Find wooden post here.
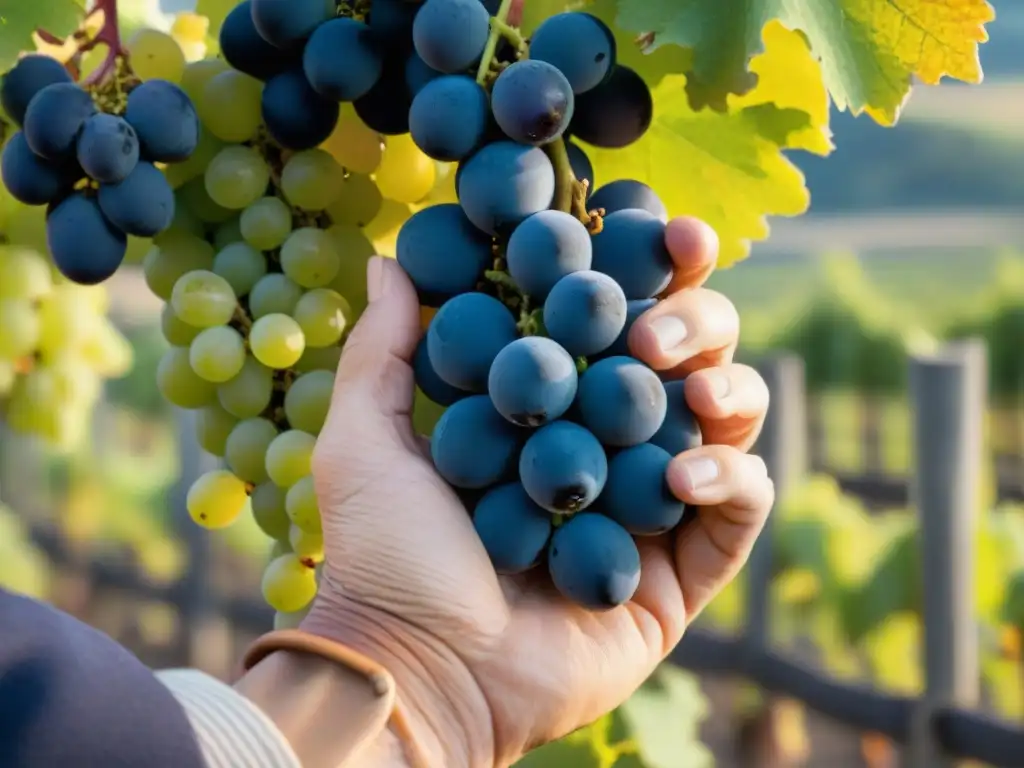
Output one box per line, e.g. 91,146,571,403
905,340,985,767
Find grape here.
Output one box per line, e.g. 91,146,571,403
543,271,627,357
293,288,350,347
283,370,334,434
97,161,175,237
598,298,657,359
124,79,200,162
413,337,467,406
488,337,577,427
219,0,300,81
180,58,229,103
164,127,225,189
506,210,592,300
405,51,441,95
368,0,419,46
23,83,96,159
158,203,205,242
354,56,412,135
126,28,186,83
548,513,641,609
265,429,316,488
251,0,334,49
179,176,235,223
0,247,51,300
430,395,521,489
142,233,215,300
457,142,555,235
285,476,321,533
241,196,292,250
213,241,267,296
427,293,517,391
161,304,201,346
589,180,667,222
591,209,673,299
321,105,383,174
171,270,237,328
491,61,574,146
375,134,435,203
190,325,246,383
213,217,243,248
303,18,383,102
473,483,553,574
225,417,278,483
409,75,489,161
157,346,217,408
218,356,274,418
249,273,303,319
280,227,340,288
274,607,311,630
577,356,667,447
528,13,616,95
199,69,264,142
250,313,305,368
0,299,40,358
76,114,139,184
289,526,324,561
262,553,317,612
396,204,492,306
566,142,594,191
47,193,127,285
326,224,374,313
602,443,686,535
649,380,703,456
295,346,341,373
569,65,652,149
1,54,73,125
1,131,77,205
519,421,607,513
412,0,490,73
195,404,237,456
205,145,270,210
251,482,291,539
187,469,249,529
281,149,344,211
262,68,340,151
324,174,382,227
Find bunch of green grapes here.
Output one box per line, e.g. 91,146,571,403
146,52,451,628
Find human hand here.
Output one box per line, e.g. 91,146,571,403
302,217,775,768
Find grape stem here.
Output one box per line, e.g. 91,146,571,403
33,0,126,85
543,138,596,230
476,0,522,85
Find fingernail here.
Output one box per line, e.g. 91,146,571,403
681,457,719,490
367,256,387,302
704,369,731,400
649,315,688,351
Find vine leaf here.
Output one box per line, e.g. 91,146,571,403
0,0,87,72
615,0,994,124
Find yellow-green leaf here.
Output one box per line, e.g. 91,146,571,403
0,0,86,72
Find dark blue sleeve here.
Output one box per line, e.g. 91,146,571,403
0,588,207,768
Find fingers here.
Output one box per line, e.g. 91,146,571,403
684,364,769,452
628,287,739,373
666,444,774,619
661,217,719,295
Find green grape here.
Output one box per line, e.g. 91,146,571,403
270,539,292,559
213,216,244,249
179,175,236,223
289,525,324,562
143,234,216,300
165,128,226,190
0,359,15,396
249,273,303,319
250,313,305,369
262,553,317,612
171,270,237,328
283,370,333,434
217,356,274,418
155,203,204,244
205,146,270,210
280,228,340,288
225,417,278,484
0,246,51,299
251,482,291,540
295,346,342,373
273,606,310,630
213,242,267,297
157,346,217,408
36,288,98,358
189,325,246,383
325,174,382,228
126,28,186,83
326,224,374,315
265,429,316,488
161,303,201,346
240,197,293,251
195,404,237,456
187,469,249,529
199,69,263,142
46,356,101,405
293,288,351,348
0,299,40,359
180,57,230,103
280,149,344,211
285,475,321,534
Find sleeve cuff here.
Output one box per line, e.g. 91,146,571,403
156,668,302,768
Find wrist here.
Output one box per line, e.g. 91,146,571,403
302,588,495,768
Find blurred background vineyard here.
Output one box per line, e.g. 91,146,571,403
1,0,1024,766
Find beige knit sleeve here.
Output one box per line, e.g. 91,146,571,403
156,668,303,768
